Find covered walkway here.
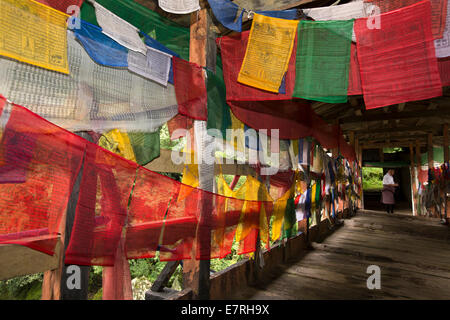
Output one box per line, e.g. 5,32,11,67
228,210,450,300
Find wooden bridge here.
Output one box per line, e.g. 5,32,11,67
227,210,450,300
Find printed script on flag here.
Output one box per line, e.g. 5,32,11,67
0,0,69,74
237,14,299,93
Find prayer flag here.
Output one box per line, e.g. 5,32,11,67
238,14,299,93
0,0,69,74
354,0,442,109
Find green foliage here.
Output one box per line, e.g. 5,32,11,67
0,273,43,300
210,241,245,273
160,123,185,151
362,167,383,191
383,147,403,154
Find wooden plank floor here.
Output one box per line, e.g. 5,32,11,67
229,210,450,300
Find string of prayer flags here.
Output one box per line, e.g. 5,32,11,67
293,20,354,103
365,0,448,39
0,32,178,133
173,57,207,121
128,47,172,86
237,14,299,93
434,0,450,58
158,0,200,14
80,0,191,60
73,18,128,67
36,0,84,14
0,0,69,74
354,0,442,109
218,31,296,101
93,1,147,54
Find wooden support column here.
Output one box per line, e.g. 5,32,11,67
444,124,449,163
379,148,384,163
428,133,434,176
42,132,91,300
409,143,417,216
183,7,216,300
415,140,421,215
443,124,448,221
427,133,436,217
358,139,364,210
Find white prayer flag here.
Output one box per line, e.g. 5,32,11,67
303,1,370,42
93,2,147,55
435,0,450,58
158,0,200,14
128,47,172,86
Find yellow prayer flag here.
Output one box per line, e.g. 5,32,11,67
0,0,69,74
237,14,298,93
99,129,137,162
271,183,295,242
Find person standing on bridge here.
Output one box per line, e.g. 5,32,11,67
382,169,399,214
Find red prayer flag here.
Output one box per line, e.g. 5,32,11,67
218,31,297,102
348,43,362,96
365,0,448,39
173,57,207,121
35,0,84,14
438,57,450,86
0,98,86,256
355,0,442,110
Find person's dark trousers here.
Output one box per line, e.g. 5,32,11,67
385,204,394,213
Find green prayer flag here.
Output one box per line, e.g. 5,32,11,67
80,0,190,60
129,131,161,166
283,198,296,239
206,56,232,139
293,20,354,103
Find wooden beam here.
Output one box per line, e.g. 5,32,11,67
350,125,439,135
362,141,426,149
340,109,450,124
145,149,256,175
0,242,60,281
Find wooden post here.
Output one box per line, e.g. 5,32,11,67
348,132,356,213
409,143,416,216
42,132,91,300
379,148,384,163
182,7,216,300
427,133,435,217
415,140,421,215
358,142,364,210
428,133,433,171
443,124,448,221
444,124,449,163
